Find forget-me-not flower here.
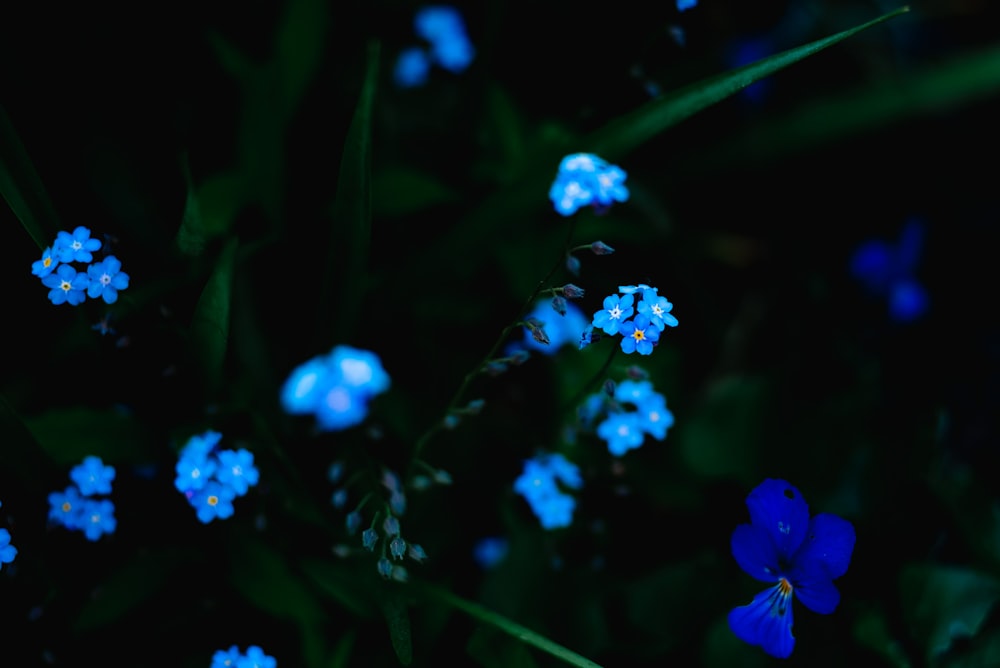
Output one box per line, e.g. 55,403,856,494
394,47,432,88
549,153,629,216
70,455,116,496
31,247,59,278
0,527,17,570
514,453,582,530
728,479,856,658
593,293,634,335
54,226,102,263
86,255,130,304
42,264,89,305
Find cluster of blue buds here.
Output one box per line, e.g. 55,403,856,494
394,5,475,88
211,645,277,668
31,226,130,305
0,501,17,571
578,373,675,456
513,452,582,530
174,431,260,524
48,456,117,541
281,345,390,431
850,218,928,323
549,153,629,217
587,284,678,355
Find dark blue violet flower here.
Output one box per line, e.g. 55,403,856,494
728,479,855,658
850,218,928,323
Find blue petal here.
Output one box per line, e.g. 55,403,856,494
790,571,841,615
795,513,856,580
728,583,795,659
731,523,780,583
745,478,810,561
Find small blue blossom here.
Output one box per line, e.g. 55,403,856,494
31,247,59,278
592,293,634,335
414,6,475,73
394,47,431,88
596,412,645,456
473,536,509,569
280,357,330,415
80,498,117,541
728,479,856,658
0,528,17,569
850,218,928,323
636,288,679,330
85,255,130,304
191,482,236,524
70,456,116,496
549,153,629,216
513,453,582,530
54,226,102,263
211,646,243,668
41,264,89,305
239,645,277,668
48,486,86,530
215,449,260,497
174,448,217,494
619,314,660,355
677,0,697,11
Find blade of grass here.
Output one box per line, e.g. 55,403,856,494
0,104,60,249
411,580,603,668
190,237,238,399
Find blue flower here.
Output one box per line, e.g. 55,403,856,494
238,645,277,668
280,357,330,414
728,479,856,658
191,481,236,524
549,153,629,216
175,445,217,494
850,218,928,323
216,448,260,497
79,498,117,541
394,47,431,88
677,0,697,10
31,246,59,278
70,456,116,496
54,226,102,263
414,6,474,73
0,528,17,569
48,485,86,530
86,255,130,304
513,453,582,530
596,412,645,456
619,314,660,355
592,293,634,335
636,288,679,331
41,264,89,305
473,536,509,569
211,646,242,668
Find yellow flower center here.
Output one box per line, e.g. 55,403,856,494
631,329,645,342
60,280,72,292
43,257,52,268
207,495,219,507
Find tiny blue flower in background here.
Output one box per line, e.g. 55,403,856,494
192,482,236,524
473,536,509,569
394,46,432,88
54,226,102,263
850,218,928,323
0,527,17,570
70,455,116,496
175,445,217,494
414,5,474,73
211,645,277,668
514,452,582,530
216,449,260,497
549,153,629,216
728,479,856,659
48,486,86,530
597,412,645,456
584,375,674,456
42,264,89,305
174,431,260,523
281,345,390,431
677,0,697,11
31,246,59,278
85,255,130,304
211,646,242,668
79,498,117,541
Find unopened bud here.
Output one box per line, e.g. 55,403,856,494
590,240,615,255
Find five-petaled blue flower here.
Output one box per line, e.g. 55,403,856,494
86,255,131,304
54,226,102,263
513,452,582,530
70,455,116,496
728,479,856,659
42,264,89,305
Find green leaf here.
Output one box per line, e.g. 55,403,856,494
899,562,1000,663
274,0,328,119
227,536,326,626
0,393,56,486
379,592,413,666
1,104,59,248
853,607,914,668
190,238,238,398
176,162,244,257
372,165,460,217
467,626,540,668
319,39,378,346
72,549,192,633
585,6,912,159
24,406,153,466
298,556,378,619
411,580,604,668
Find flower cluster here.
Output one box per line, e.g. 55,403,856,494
47,456,117,541
513,452,582,530
394,5,474,88
589,284,678,355
0,501,16,572
549,153,629,217
850,218,928,323
211,645,277,668
728,479,856,658
174,431,260,524
31,226,130,306
281,345,390,431
579,375,675,456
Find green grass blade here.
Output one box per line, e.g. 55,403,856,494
318,39,378,347
412,581,604,668
0,104,60,248
275,0,329,119
587,6,910,159
190,238,238,399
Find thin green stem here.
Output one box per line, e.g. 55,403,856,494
561,342,618,416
